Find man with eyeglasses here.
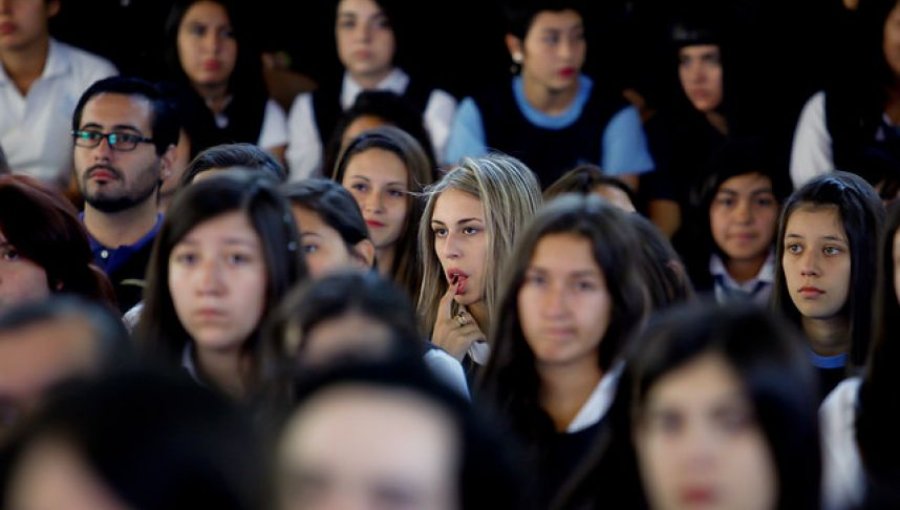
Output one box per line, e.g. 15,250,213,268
71,76,178,313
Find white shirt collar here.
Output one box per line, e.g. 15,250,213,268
709,251,775,289
566,361,624,433
340,67,409,110
181,344,207,387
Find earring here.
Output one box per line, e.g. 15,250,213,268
510,52,523,74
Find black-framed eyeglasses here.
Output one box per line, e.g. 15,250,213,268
71,129,154,152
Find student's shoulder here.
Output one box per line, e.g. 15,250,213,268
54,39,118,78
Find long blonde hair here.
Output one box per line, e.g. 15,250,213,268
416,154,542,336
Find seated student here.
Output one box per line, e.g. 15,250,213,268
274,359,526,510
268,271,469,400
479,194,649,507
445,0,653,189
0,296,130,443
332,126,434,302
820,200,900,510
2,369,265,510
136,172,307,402
163,0,288,163
772,172,885,402
0,0,117,188
179,142,287,188
543,164,638,213
320,90,438,181
630,304,821,510
555,302,821,510
790,0,900,188
681,139,788,305
281,179,375,277
286,0,456,179
0,175,116,312
417,154,542,368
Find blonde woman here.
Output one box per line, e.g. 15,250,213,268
417,154,542,367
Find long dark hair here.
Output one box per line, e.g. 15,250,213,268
163,0,269,146
630,303,820,510
280,178,372,266
0,176,116,308
856,199,900,498
333,126,434,303
771,171,885,367
136,172,306,393
480,194,648,443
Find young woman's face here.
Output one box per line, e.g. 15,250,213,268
678,44,723,113
177,0,237,90
709,173,778,263
335,0,396,82
168,210,267,353
518,233,611,369
291,205,362,278
0,230,51,312
635,353,777,510
431,189,488,307
341,148,409,251
514,9,585,94
781,205,852,321
883,2,900,78
277,386,458,510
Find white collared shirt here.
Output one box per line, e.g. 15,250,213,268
709,252,775,306
0,39,117,184
285,68,456,180
567,362,624,433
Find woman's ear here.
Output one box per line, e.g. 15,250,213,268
505,34,524,64
352,239,376,270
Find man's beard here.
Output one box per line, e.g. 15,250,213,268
81,164,159,213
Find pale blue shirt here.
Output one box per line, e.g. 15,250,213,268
444,75,654,176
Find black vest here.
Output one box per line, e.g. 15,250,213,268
475,79,628,188
312,77,433,145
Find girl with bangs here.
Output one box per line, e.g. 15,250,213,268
137,172,306,402
479,194,649,507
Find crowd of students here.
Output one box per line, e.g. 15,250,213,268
3,0,900,508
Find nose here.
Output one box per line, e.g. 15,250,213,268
363,190,384,214
441,231,462,260
91,136,115,161
355,20,372,43
541,282,568,317
197,257,226,295
733,199,752,224
799,249,820,277
680,422,718,472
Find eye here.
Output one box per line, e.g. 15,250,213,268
574,279,598,291
463,226,480,235
227,252,253,265
77,130,103,142
754,197,775,207
350,182,368,193
524,272,546,286
302,243,319,254
543,33,560,45
337,18,356,30
785,243,802,255
714,196,735,208
1,247,21,261
188,23,206,37
823,246,843,256
431,226,447,238
113,132,141,144
172,252,198,266
387,188,406,198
